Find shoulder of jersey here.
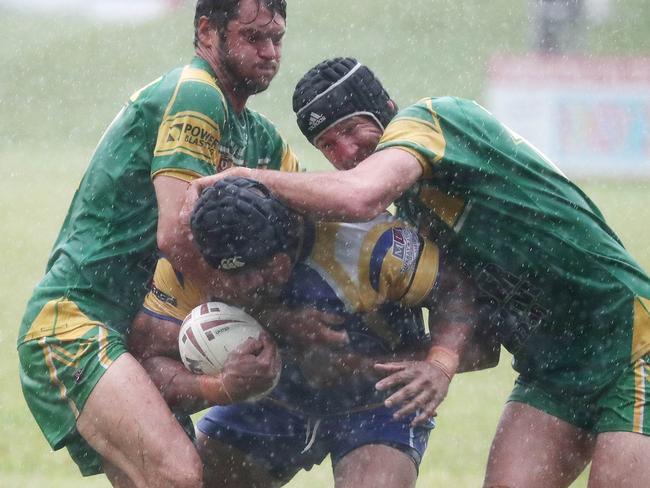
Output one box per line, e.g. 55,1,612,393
245,108,284,140
174,65,229,119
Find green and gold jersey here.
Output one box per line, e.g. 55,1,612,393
19,56,298,345
377,96,650,392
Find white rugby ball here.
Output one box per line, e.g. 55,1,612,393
178,301,267,376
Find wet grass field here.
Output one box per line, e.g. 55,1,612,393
1,1,649,486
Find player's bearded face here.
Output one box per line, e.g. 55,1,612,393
220,3,285,96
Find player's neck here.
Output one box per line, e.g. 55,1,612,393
214,70,249,113
196,49,249,113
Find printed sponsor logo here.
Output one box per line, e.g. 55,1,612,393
150,283,177,307
217,153,234,172
220,256,245,270
217,143,247,170
391,228,406,260
308,111,326,130
155,112,221,164
392,227,420,273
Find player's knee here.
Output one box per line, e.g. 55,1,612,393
153,448,203,488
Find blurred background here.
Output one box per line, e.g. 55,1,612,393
1,1,648,486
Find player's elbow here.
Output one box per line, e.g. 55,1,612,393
341,180,391,221
141,356,186,411
157,225,192,270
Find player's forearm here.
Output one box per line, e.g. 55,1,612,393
425,262,479,378
142,356,231,415
209,150,421,221
154,175,232,298
456,334,500,372
300,345,430,389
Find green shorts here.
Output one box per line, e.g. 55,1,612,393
18,322,127,476
509,353,650,434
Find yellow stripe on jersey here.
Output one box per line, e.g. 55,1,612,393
142,258,205,321
39,338,80,418
174,66,227,119
181,67,222,95
309,223,366,311
50,342,92,365
154,110,222,168
401,239,439,306
633,357,648,433
418,186,467,229
129,76,163,103
632,297,650,361
379,101,446,179
24,299,104,342
97,325,113,369
280,144,301,173
151,168,203,182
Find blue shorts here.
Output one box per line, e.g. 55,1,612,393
198,400,435,481
197,399,435,482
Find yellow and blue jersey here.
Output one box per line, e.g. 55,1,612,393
142,214,440,413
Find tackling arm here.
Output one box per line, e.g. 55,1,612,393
375,252,482,426
183,148,423,221
155,175,254,304
128,311,281,415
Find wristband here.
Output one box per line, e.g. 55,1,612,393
426,346,459,381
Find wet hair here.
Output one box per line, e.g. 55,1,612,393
293,57,397,144
193,0,287,47
191,177,301,271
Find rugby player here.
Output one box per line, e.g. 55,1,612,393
17,1,303,486
197,57,650,487
130,176,497,488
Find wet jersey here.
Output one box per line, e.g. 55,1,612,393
377,96,650,393
143,214,440,414
19,56,298,345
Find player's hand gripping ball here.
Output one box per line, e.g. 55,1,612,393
179,302,281,399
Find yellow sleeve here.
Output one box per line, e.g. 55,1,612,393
142,258,206,321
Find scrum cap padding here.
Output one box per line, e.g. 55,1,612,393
191,177,297,270
293,57,396,143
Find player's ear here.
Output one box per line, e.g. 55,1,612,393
197,16,218,48
387,99,398,117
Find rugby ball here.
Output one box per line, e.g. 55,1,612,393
178,301,268,376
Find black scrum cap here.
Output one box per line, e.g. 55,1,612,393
293,57,396,144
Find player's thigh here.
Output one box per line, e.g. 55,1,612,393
195,430,281,488
77,352,202,488
484,401,594,488
588,354,650,488
588,431,650,488
333,444,417,488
